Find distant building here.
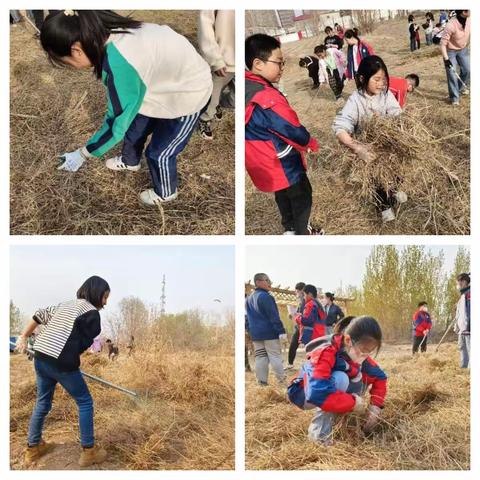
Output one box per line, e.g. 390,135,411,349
245,9,404,43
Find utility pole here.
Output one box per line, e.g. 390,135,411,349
160,274,166,316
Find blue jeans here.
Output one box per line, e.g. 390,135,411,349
308,371,365,441
425,33,433,45
458,334,470,369
445,47,470,102
28,358,94,447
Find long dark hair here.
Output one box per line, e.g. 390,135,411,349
40,10,142,79
77,275,110,309
356,55,390,92
335,315,382,352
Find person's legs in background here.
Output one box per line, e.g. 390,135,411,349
253,340,269,385
264,339,286,383
199,72,235,140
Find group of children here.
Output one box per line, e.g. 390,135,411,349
245,29,420,233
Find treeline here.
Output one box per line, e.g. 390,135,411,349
339,246,469,342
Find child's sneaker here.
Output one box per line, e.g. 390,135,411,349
284,364,295,371
105,155,141,172
199,120,213,140
461,88,469,96
283,230,296,235
139,189,178,206
381,208,396,223
394,191,408,204
214,106,223,120
307,224,326,235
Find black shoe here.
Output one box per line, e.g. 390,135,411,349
214,106,223,120
198,120,213,140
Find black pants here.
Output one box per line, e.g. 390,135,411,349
288,326,300,365
274,174,312,235
374,187,396,211
412,335,428,354
328,68,344,99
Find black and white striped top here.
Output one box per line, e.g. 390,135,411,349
33,299,99,367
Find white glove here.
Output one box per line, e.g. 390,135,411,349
58,147,91,172
15,335,27,354
352,393,365,413
279,333,288,342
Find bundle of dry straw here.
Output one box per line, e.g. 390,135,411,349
337,105,470,234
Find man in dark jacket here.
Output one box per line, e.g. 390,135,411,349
245,273,287,385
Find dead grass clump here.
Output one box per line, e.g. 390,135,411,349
10,15,234,235
246,343,469,470
10,343,234,470
336,106,469,235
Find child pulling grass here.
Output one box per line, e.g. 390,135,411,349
40,10,212,206
288,315,387,445
333,55,405,223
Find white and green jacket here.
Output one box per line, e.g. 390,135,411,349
86,23,213,158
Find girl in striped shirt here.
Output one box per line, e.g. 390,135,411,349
16,276,110,467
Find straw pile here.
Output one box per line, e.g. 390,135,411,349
336,105,470,235
10,11,234,235
246,343,469,470
10,347,234,470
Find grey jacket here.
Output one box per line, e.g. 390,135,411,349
333,89,402,135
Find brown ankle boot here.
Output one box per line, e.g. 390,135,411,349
78,445,107,467
24,439,55,466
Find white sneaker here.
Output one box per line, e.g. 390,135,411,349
451,100,460,107
461,88,469,96
139,189,178,206
284,364,294,371
105,155,141,172
395,191,408,204
381,208,396,223
283,230,296,235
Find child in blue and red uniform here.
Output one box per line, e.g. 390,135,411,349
412,301,432,354
294,284,326,345
288,315,387,444
245,34,319,235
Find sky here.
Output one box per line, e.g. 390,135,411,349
10,246,234,321
246,245,465,292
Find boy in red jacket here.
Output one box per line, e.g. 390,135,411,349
295,284,326,345
389,74,420,108
245,34,319,235
412,301,432,354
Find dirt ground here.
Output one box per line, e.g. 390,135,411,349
245,342,469,470
10,11,235,235
10,350,235,470
245,14,470,235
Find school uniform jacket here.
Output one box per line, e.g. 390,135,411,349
295,299,326,344
288,334,387,412
412,309,432,337
345,40,374,79
32,299,101,371
324,303,345,327
245,70,319,192
86,23,213,158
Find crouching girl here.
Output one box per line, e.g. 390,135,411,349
287,315,387,444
